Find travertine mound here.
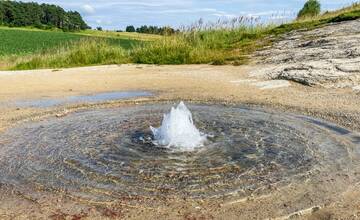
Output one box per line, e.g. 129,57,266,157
253,19,360,88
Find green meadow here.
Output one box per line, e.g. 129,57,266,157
0,27,141,57
0,27,82,56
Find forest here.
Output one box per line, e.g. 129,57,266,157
125,25,178,35
0,1,89,31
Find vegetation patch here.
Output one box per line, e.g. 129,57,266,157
0,28,82,56
328,10,360,22
297,0,321,19
1,2,360,70
0,27,141,58
13,38,130,70
130,24,269,65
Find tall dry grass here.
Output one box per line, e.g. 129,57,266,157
131,17,271,65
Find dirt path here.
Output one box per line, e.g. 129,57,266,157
1,64,359,132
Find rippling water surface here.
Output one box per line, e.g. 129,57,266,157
0,104,359,203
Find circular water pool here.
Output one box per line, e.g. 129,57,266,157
0,104,359,203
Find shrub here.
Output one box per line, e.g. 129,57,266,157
297,0,321,19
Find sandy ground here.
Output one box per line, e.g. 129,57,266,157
1,64,360,219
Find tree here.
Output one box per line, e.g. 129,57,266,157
297,0,321,19
126,25,135,32
96,26,103,31
0,1,90,31
134,25,177,35
0,3,5,24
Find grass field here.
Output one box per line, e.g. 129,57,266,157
0,27,144,57
77,29,162,41
13,38,130,70
0,27,83,57
1,2,360,70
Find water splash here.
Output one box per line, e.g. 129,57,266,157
150,102,206,150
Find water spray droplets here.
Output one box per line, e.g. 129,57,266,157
150,102,207,150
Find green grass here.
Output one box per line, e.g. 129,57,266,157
130,2,360,66
269,6,360,36
130,26,269,65
134,2,360,66
2,2,360,70
0,27,83,56
0,27,141,57
13,38,130,70
77,29,162,41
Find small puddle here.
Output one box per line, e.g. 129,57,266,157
10,91,153,108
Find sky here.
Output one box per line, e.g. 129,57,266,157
22,0,357,30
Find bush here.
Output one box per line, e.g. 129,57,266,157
297,0,321,19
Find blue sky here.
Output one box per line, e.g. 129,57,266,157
23,0,357,30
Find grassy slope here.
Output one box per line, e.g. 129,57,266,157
0,27,82,56
132,2,360,66
269,3,360,36
3,2,360,70
0,27,146,57
13,39,130,70
77,29,161,41
0,27,156,69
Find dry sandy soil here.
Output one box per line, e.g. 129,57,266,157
0,63,360,219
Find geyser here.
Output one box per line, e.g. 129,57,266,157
0,103,359,203
150,102,206,150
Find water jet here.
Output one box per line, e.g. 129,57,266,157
150,102,206,150
0,103,359,204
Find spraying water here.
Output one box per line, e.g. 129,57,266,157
150,102,206,150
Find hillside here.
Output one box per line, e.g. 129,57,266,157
0,27,147,57
0,26,161,69
77,29,162,41
0,27,82,56
0,2,359,70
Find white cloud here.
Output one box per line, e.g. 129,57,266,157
95,19,112,25
212,11,237,18
81,4,95,15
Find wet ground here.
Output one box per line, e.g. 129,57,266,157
0,103,360,219
2,91,152,108
0,64,360,219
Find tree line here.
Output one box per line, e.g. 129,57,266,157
125,25,178,35
0,1,90,31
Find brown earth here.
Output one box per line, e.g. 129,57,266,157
0,63,360,219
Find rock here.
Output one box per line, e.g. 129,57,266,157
253,19,360,88
55,109,70,118
252,80,291,90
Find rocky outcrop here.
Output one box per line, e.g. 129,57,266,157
253,19,360,88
